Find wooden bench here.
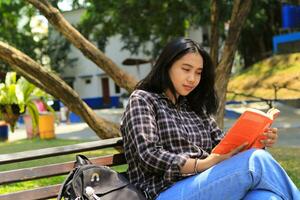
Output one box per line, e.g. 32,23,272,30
0,137,126,200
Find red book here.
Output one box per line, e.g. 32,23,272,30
212,108,280,154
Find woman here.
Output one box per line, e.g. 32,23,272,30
120,38,300,200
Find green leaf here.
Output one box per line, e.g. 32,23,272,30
16,77,35,104
7,85,17,104
0,83,7,104
15,83,25,104
45,103,57,122
26,102,39,129
5,72,16,86
0,83,5,90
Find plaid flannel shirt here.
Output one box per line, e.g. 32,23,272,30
120,90,224,199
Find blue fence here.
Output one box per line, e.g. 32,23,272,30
272,31,300,53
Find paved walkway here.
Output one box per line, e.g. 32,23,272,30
8,103,300,147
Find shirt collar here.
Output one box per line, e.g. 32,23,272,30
158,93,188,108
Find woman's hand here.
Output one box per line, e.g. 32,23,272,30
260,128,278,147
195,142,248,173
180,143,247,174
208,142,248,164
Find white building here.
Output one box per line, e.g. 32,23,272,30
55,9,208,110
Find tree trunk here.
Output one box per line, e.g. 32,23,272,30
210,0,219,68
215,0,252,128
26,0,138,93
0,41,120,139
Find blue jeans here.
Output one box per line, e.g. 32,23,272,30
156,149,300,200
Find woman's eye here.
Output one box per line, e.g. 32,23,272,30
182,68,190,72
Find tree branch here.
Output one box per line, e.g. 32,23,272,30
26,0,138,93
0,41,120,139
215,0,252,128
210,0,219,68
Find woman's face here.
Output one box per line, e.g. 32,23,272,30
168,52,203,97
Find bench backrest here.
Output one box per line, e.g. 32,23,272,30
0,137,126,200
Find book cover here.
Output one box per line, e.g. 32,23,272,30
212,107,280,154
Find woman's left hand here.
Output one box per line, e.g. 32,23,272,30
261,128,279,147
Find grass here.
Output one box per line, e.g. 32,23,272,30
0,139,299,195
268,147,300,188
228,52,300,100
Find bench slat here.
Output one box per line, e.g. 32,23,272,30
0,184,61,200
0,153,126,184
0,137,122,164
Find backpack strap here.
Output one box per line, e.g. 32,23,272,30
57,155,92,200
75,154,92,167
57,168,77,200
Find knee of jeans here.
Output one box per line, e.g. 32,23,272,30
249,149,274,164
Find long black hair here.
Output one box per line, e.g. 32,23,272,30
136,38,219,115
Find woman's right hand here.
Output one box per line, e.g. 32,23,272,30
209,142,248,163
196,142,248,173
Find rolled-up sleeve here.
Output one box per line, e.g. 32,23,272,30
124,95,189,181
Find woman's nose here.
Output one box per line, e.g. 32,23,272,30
187,74,196,83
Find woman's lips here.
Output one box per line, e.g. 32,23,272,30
183,85,194,91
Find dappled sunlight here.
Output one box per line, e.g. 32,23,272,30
228,53,300,100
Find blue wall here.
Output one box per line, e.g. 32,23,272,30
83,96,120,109
60,96,121,123
53,96,121,111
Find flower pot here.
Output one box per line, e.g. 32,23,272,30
39,113,55,140
24,115,39,139
0,121,8,141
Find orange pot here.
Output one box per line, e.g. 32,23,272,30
39,114,55,139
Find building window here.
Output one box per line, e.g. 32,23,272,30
79,75,93,84
115,83,120,94
85,79,91,84
64,77,75,89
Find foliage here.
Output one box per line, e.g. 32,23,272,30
0,72,54,132
0,0,75,74
46,32,78,73
74,0,298,70
76,0,215,58
238,0,300,68
238,0,282,68
0,0,39,71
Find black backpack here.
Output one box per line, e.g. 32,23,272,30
57,155,146,200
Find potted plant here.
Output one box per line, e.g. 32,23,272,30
0,72,54,133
